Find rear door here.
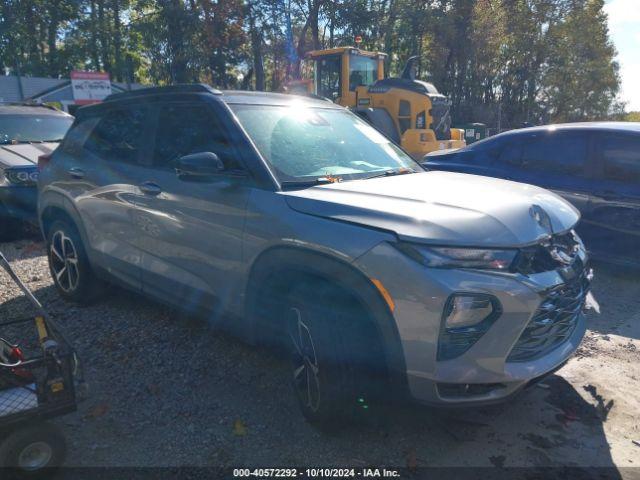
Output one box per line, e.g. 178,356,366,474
63,104,152,290
586,132,640,264
134,100,251,315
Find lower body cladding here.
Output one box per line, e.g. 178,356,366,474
354,242,590,406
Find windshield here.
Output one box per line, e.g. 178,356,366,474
349,54,378,90
231,103,420,183
0,114,73,144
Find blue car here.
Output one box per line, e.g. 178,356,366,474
423,122,640,266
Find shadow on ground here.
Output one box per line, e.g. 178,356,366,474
0,278,623,477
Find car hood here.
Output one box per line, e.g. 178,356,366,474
0,142,59,168
282,171,579,247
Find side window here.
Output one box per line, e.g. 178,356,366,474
61,116,100,155
521,133,587,175
317,55,341,100
601,135,640,183
152,103,237,169
83,106,146,163
496,142,523,167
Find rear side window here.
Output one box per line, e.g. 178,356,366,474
60,116,100,155
520,133,587,175
83,106,146,163
601,135,640,183
152,103,236,169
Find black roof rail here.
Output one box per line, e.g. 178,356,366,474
104,83,222,102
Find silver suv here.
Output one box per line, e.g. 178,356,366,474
38,84,592,422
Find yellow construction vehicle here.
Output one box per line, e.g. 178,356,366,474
286,46,465,160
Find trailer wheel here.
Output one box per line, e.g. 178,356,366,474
0,423,66,474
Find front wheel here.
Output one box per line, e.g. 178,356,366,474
0,423,67,474
285,281,382,425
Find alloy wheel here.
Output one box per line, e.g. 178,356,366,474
288,307,321,412
50,230,80,293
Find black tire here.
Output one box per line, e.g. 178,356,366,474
46,219,104,304
0,209,24,242
0,423,66,475
284,279,384,425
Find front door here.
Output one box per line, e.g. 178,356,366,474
134,101,251,317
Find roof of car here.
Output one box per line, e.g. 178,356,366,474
465,121,640,150
0,103,71,116
498,122,640,137
220,90,339,108
97,83,340,109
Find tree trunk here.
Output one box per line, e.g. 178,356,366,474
90,0,101,69
113,0,123,81
47,0,60,76
98,0,111,73
249,14,265,90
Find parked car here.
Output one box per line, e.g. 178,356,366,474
423,123,640,267
0,103,73,241
38,84,592,422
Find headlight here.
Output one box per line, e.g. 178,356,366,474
396,243,517,270
4,167,39,186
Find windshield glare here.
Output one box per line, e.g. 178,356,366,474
0,115,73,144
231,104,420,183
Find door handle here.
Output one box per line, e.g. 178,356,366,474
139,181,162,196
67,167,85,179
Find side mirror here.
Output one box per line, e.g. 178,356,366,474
175,152,224,179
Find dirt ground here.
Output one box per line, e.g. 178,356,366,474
1,236,639,478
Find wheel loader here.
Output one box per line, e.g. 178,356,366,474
284,47,466,159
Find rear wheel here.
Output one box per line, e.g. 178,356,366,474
284,280,384,425
46,219,104,304
0,423,66,475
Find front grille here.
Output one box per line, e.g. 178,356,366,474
507,268,590,362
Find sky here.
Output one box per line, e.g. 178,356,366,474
604,0,640,111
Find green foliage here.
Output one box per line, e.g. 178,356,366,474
0,0,624,126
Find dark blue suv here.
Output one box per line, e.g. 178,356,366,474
423,122,640,266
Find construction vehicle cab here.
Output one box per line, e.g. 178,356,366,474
300,47,465,159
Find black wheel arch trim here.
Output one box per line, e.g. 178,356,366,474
39,191,91,248
245,245,409,397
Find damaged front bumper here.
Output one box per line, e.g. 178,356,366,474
354,234,595,406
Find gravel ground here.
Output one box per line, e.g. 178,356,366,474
1,236,639,477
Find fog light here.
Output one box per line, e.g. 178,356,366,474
438,294,501,361
444,295,494,330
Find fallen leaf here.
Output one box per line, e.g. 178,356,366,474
146,384,160,395
233,419,247,436
85,403,109,419
406,448,417,470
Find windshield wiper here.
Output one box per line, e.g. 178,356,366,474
280,177,339,190
363,168,417,180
